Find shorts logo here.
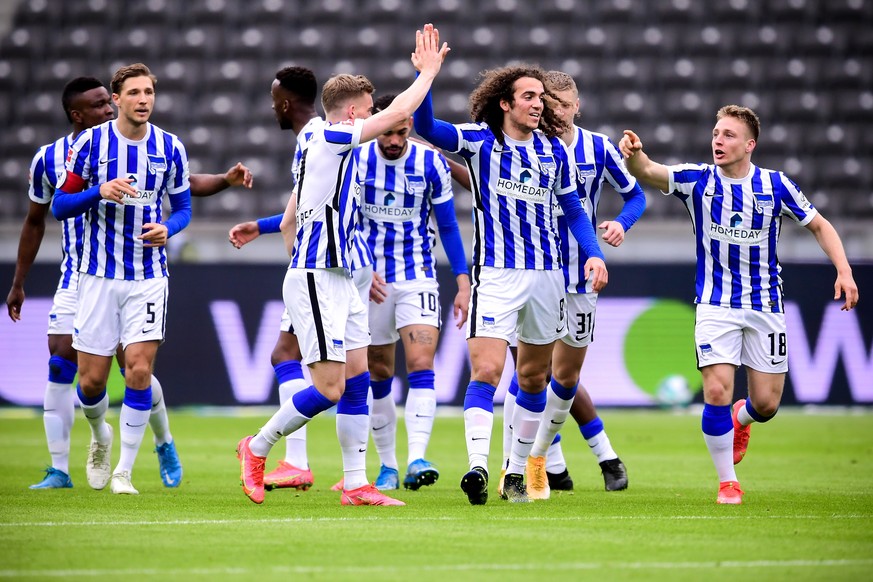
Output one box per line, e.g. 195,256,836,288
482,316,495,327
699,343,713,355
332,339,344,348
49,313,57,321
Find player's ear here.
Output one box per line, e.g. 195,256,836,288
746,139,756,153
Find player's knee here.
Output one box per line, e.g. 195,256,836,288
518,370,549,392
749,398,779,421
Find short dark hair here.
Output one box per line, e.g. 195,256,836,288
371,93,397,114
276,66,317,104
110,63,156,95
61,76,105,123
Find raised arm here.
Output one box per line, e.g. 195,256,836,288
618,130,670,192
359,24,449,144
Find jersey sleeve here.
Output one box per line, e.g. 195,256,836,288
167,137,191,195
323,118,364,154
428,149,454,205
602,138,637,194
28,147,50,204
456,123,490,159
665,163,708,196
775,171,817,226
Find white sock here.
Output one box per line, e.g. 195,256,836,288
531,387,573,458
337,413,369,489
464,407,493,471
704,431,737,483
370,394,398,470
502,389,516,469
78,391,111,444
114,404,150,475
250,396,312,458
737,404,755,427
507,401,542,475
405,388,436,465
587,430,618,463
545,440,567,473
148,375,173,446
279,378,310,468
44,381,75,474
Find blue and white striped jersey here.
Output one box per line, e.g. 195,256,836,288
290,118,364,272
62,120,190,280
450,123,574,270
291,116,372,272
358,140,454,282
29,134,83,290
666,163,817,313
555,127,638,293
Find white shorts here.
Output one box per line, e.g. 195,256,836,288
694,303,788,374
369,278,441,345
73,274,168,356
47,287,78,336
560,291,598,348
468,266,566,346
283,268,369,365
278,265,372,334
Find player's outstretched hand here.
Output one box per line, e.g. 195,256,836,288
99,177,137,203
598,220,626,247
411,23,449,75
229,221,260,249
835,273,859,311
225,162,253,189
584,257,608,293
370,271,388,304
140,223,169,247
618,130,643,160
6,286,24,322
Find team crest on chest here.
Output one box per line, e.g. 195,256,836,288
537,155,556,174
147,155,167,174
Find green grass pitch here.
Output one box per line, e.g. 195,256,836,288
1,408,872,581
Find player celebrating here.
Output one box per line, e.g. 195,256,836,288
359,93,470,491
618,105,858,504
520,71,645,499
9,75,250,491
235,23,450,506
414,62,608,504
51,64,193,495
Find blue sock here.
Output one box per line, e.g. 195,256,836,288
291,386,335,418
48,355,77,383
746,399,777,423
464,380,496,412
508,373,519,397
338,372,370,415
408,370,435,390
76,385,106,406
515,388,546,413
549,377,577,401
551,433,562,445
274,360,304,384
580,417,604,440
371,377,393,400
701,403,732,436
123,386,152,411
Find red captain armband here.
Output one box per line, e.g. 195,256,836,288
57,171,86,193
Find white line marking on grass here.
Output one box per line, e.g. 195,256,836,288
2,559,873,577
0,514,869,527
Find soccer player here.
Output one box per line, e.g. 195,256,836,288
359,93,470,491
499,71,646,499
7,76,251,491
51,64,194,495
618,106,858,504
229,66,376,493
413,62,608,504
235,23,449,506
